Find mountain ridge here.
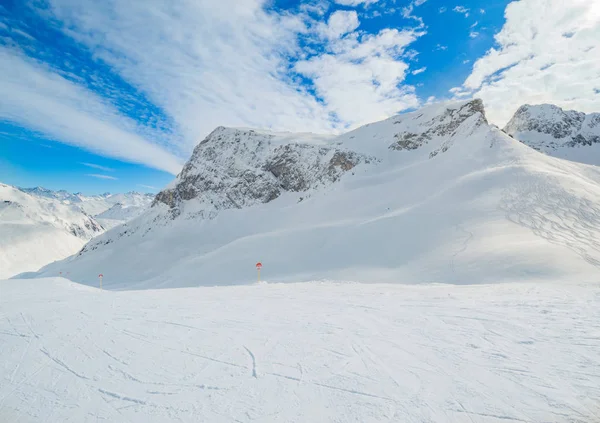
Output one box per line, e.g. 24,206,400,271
28,99,600,289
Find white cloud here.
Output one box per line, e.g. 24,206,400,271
469,31,480,38
80,162,115,172
334,0,379,5
435,44,448,51
449,87,470,98
463,59,471,64
401,0,428,25
2,0,427,166
320,10,359,39
480,8,486,14
470,21,478,28
87,174,118,180
26,0,335,147
0,48,182,174
458,0,600,125
138,184,157,190
295,28,423,127
412,67,427,75
453,6,470,17
439,7,447,13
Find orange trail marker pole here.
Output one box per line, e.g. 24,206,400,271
256,262,262,282
99,274,103,290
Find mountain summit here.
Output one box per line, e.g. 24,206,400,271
503,104,600,166
153,99,487,220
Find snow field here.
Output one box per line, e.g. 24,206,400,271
1,278,599,422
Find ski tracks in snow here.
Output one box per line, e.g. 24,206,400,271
1,279,599,422
243,346,258,378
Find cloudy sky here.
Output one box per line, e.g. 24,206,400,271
1,0,599,193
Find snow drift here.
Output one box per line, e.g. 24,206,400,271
31,99,600,289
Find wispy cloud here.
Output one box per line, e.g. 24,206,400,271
334,0,380,5
86,174,118,180
0,0,428,160
24,0,335,143
453,6,470,17
138,184,157,190
80,162,115,172
0,48,182,174
412,67,427,75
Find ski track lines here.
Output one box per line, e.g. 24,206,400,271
1,279,599,422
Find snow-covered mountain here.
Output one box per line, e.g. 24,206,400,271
503,104,600,166
21,187,154,216
0,183,104,279
1,185,154,278
95,202,151,230
31,99,600,288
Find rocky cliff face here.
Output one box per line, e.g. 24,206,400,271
390,99,488,156
503,105,600,163
153,127,376,217
150,99,491,220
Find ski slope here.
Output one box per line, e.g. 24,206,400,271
1,277,598,422
30,100,600,288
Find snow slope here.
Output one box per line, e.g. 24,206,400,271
504,104,600,166
32,99,600,288
0,183,104,279
1,277,598,422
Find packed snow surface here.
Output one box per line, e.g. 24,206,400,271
1,278,598,422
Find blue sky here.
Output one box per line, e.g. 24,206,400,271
1,0,598,194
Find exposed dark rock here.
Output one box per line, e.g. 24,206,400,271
391,99,487,154
153,128,375,218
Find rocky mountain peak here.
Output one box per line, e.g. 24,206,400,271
503,104,600,165
153,127,375,217
505,104,587,139
389,98,488,156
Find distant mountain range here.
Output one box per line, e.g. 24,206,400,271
0,185,154,278
19,187,154,229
